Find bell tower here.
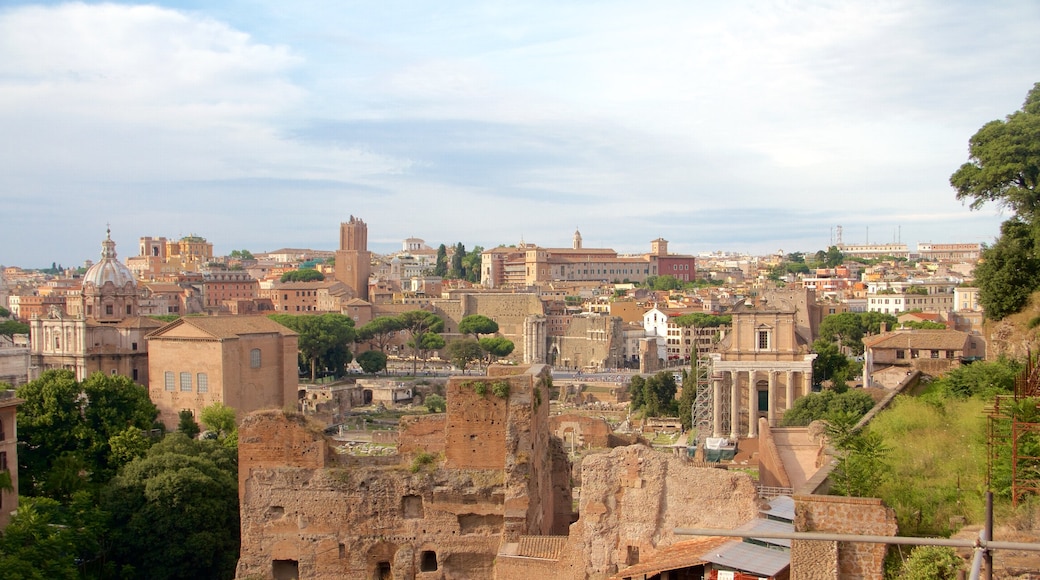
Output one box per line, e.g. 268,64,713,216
335,216,371,301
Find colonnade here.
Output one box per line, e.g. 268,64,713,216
710,367,813,439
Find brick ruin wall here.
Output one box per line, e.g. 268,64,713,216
791,494,898,580
236,365,563,579
237,411,512,580
496,444,762,580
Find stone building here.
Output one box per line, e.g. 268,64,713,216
0,390,23,530
334,216,371,302
28,230,162,383
480,235,696,289
548,312,623,370
145,315,299,430
709,289,818,439
0,334,29,387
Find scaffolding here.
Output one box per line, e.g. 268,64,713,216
692,353,729,442
987,354,1040,506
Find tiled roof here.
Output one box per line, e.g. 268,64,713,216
862,329,969,351
149,315,297,339
610,537,731,580
515,535,568,560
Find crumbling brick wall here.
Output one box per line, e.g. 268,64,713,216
791,494,897,580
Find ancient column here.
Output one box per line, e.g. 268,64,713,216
785,370,795,412
729,370,740,440
748,370,758,438
767,371,777,427
712,373,723,438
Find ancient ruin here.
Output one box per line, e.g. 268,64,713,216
236,364,762,579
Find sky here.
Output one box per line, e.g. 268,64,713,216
1,1,1038,269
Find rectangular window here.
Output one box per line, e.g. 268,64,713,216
180,372,192,392
931,350,939,359
197,373,208,393
757,331,769,350
896,350,905,359
165,371,175,391
250,348,261,368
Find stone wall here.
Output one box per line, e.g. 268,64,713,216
791,494,897,580
237,365,565,580
398,414,447,455
563,445,759,579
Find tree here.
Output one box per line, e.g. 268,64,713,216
973,218,1040,319
449,242,465,279
356,350,388,374
16,370,158,497
177,410,200,438
952,82,1040,218
356,315,406,353
424,393,446,413
280,268,324,282
812,339,850,388
826,413,890,497
229,249,254,260
458,314,499,338
950,83,1040,319
819,312,865,355
462,245,484,282
0,305,10,317
200,402,236,438
398,310,444,375
434,244,448,277
629,372,678,417
0,319,29,336
409,332,446,367
106,433,239,580
0,494,107,579
478,336,514,367
677,369,696,431
446,338,483,374
782,389,876,426
269,313,356,380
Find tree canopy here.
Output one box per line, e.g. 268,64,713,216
356,349,388,374
269,313,355,380
0,319,29,336
951,83,1040,319
818,311,897,355
280,268,324,282
356,315,406,353
398,310,444,375
458,314,499,337
446,338,483,373
629,372,678,417
16,370,158,498
105,433,239,580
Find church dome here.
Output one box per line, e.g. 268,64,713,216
83,229,136,289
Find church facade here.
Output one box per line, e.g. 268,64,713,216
28,230,162,384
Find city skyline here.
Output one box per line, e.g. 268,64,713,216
2,1,1038,267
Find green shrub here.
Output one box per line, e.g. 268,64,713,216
491,381,510,398
472,382,488,396
410,452,436,473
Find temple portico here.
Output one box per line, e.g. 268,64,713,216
709,359,815,439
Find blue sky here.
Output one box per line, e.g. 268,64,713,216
1,1,1037,268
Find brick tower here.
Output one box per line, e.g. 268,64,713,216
335,216,371,301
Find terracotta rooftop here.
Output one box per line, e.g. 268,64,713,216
862,329,969,351
610,536,731,580
148,315,297,339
